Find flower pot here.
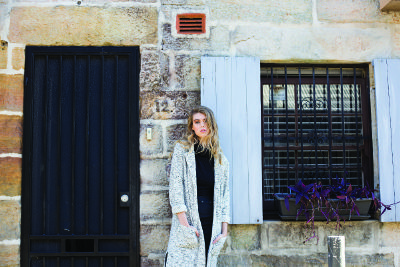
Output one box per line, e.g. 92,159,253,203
274,193,372,221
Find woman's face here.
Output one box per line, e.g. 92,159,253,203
192,112,209,139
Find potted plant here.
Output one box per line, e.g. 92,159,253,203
274,177,397,243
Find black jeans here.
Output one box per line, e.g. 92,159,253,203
198,195,213,256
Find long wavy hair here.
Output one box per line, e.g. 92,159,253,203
179,106,222,164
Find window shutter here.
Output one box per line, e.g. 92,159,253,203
201,56,263,224
373,59,400,222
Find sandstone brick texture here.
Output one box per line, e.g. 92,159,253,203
229,224,261,251
166,123,186,152
139,124,163,156
0,115,22,154
0,244,19,267
12,47,25,70
140,91,200,120
140,51,162,92
140,191,171,220
0,157,22,196
0,40,7,69
140,224,170,256
175,54,200,91
0,200,21,240
0,74,24,111
317,0,395,23
140,159,169,186
9,6,158,45
207,0,312,23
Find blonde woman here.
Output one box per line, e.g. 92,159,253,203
165,106,230,267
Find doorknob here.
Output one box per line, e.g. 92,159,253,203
119,192,130,207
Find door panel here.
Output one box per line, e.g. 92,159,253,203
22,47,140,266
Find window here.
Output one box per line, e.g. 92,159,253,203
261,65,373,217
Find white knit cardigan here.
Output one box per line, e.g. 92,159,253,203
166,142,230,267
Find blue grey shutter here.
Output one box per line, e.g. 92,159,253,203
373,59,400,222
201,56,262,224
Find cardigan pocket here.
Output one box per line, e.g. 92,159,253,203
176,224,199,249
210,236,227,256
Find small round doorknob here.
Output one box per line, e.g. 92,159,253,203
121,194,129,202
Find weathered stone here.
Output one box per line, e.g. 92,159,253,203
317,0,395,23
140,91,200,120
217,254,252,267
346,253,394,266
0,74,24,111
0,244,19,267
140,191,171,220
229,224,260,251
140,224,170,256
141,256,164,267
392,24,400,58
0,115,22,154
0,200,21,240
12,47,24,70
140,51,161,92
0,157,21,196
209,25,231,52
0,40,7,69
380,222,400,247
232,25,392,62
9,6,157,45
175,54,200,91
266,221,318,248
250,253,327,266
140,124,163,156
317,220,377,249
207,0,312,24
140,159,169,186
166,124,186,152
162,23,209,51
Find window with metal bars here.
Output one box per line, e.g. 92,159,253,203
261,64,373,217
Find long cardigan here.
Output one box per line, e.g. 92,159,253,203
166,142,230,267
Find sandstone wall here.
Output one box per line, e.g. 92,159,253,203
1,0,400,266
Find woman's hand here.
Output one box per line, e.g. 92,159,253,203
212,222,228,244
177,212,200,237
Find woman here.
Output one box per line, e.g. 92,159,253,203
166,106,230,267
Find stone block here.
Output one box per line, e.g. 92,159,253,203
140,191,171,220
250,253,327,266
140,159,169,186
232,25,391,62
346,253,394,266
140,91,200,120
207,0,312,24
0,115,22,154
266,221,318,248
0,40,7,69
317,0,395,23
12,47,24,70
175,54,200,91
0,2,7,41
380,222,400,247
0,74,24,111
162,23,209,51
0,157,22,196
141,256,164,267
229,224,260,251
140,224,170,256
317,220,377,249
217,254,252,267
9,6,157,45
166,124,186,152
0,244,19,267
140,51,161,92
0,200,21,240
140,124,163,156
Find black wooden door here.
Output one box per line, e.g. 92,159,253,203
21,47,140,267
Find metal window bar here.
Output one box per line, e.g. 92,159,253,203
261,65,370,202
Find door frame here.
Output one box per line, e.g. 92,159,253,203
21,46,141,266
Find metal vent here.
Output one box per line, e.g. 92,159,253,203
176,13,206,34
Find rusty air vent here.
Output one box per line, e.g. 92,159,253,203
176,13,206,34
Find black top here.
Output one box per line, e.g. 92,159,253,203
194,143,215,200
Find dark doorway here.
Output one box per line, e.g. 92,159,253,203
21,47,140,266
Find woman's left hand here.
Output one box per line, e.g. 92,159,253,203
212,232,228,244
212,222,229,244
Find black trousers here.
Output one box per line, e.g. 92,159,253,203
198,196,213,256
